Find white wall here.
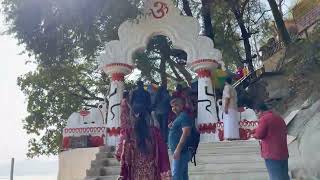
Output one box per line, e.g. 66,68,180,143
58,147,99,180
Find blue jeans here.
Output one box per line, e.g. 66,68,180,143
172,151,191,180
265,159,290,180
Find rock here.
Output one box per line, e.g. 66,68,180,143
301,99,313,110
290,168,319,180
285,109,301,125
287,135,297,145
264,75,290,100
288,100,320,136
287,100,320,179
299,112,320,177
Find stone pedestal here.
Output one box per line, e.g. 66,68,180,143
102,63,133,146
191,59,219,143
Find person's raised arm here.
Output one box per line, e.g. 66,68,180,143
253,117,268,139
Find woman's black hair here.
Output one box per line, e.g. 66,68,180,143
123,91,129,99
134,112,151,154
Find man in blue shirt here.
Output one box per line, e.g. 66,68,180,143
169,98,192,180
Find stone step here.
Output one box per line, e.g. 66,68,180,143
99,146,116,153
86,166,120,177
91,158,120,168
195,150,261,156
95,152,114,160
197,147,260,154
189,170,268,180
84,175,119,180
87,160,267,177
85,167,267,180
189,161,266,172
85,170,268,180
197,141,260,148
194,153,263,164
85,140,266,180
198,144,260,149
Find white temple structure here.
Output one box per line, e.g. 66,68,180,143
98,0,224,146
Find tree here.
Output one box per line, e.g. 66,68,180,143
267,0,291,47
1,0,140,157
134,35,193,85
226,0,256,72
210,1,243,67
17,60,110,157
223,0,274,72
200,0,215,43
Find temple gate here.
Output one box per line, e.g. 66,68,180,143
98,0,225,146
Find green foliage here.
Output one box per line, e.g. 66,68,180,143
17,60,109,157
1,0,140,63
211,1,243,67
1,0,140,157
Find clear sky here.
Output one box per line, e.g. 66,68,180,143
0,10,57,179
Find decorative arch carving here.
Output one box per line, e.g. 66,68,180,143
98,0,224,70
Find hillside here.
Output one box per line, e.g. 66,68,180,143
249,29,320,179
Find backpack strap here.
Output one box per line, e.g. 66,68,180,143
189,147,197,166
190,153,197,166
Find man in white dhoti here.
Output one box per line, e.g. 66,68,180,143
222,77,240,140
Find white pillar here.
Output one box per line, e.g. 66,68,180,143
190,59,220,143
196,69,218,143
102,63,133,147
106,73,125,146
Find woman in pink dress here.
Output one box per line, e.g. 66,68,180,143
116,111,172,180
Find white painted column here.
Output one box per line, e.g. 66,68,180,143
102,63,133,147
106,73,125,146
190,59,220,143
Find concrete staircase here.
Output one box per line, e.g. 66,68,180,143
85,140,268,180
188,140,268,180
84,146,119,180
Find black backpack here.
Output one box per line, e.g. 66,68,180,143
186,123,200,166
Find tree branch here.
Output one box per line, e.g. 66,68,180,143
76,83,104,101
166,58,192,83
69,92,104,101
168,59,184,82
182,0,193,17
251,9,271,25
240,0,250,16
201,0,215,42
237,30,259,41
153,67,179,81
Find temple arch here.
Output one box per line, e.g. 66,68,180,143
98,0,224,146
